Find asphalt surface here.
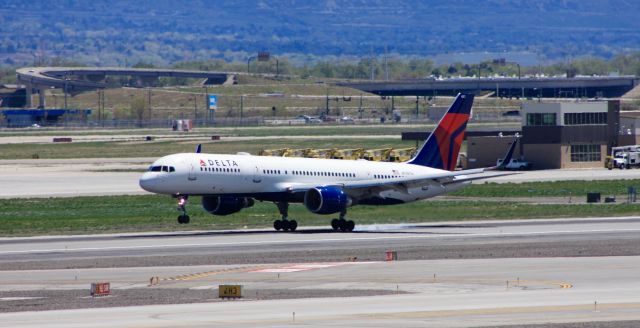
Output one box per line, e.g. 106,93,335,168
1,217,640,271
1,217,640,327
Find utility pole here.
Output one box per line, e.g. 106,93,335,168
204,86,209,125
247,56,256,73
370,46,375,80
64,82,68,110
384,45,389,81
147,88,152,125
97,90,101,123
193,95,198,124
240,95,244,124
326,88,330,115
101,89,105,125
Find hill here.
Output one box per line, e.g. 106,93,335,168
1,0,639,66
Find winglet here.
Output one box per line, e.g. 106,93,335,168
495,138,518,170
196,144,202,154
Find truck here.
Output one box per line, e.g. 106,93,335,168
496,158,532,170
612,152,640,169
610,145,640,169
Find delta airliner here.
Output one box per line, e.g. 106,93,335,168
139,93,515,232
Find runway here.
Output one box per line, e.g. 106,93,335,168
2,217,640,327
2,217,640,269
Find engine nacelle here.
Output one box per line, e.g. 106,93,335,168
202,196,254,216
304,186,350,214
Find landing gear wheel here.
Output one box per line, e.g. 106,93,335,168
331,219,340,231
177,215,190,224
289,220,298,232
282,220,291,231
345,220,355,232
274,220,283,231
338,218,347,231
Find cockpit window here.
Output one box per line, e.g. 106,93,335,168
148,165,175,173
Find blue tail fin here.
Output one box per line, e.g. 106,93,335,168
406,93,474,170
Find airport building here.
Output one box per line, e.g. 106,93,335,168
467,100,623,169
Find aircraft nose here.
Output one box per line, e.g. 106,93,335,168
139,172,159,192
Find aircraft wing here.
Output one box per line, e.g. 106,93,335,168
279,138,520,198
280,168,510,198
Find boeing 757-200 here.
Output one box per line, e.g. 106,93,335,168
139,93,516,232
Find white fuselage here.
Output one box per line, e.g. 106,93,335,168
139,153,467,204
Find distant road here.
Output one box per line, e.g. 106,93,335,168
15,67,235,93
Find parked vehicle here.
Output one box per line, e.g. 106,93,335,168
340,116,355,124
296,115,322,124
610,145,640,169
613,152,640,169
496,158,532,170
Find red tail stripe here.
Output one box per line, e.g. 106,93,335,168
434,113,469,170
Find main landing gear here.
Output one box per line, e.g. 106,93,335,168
177,195,190,224
274,202,297,232
331,209,355,232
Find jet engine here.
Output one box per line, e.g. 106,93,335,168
202,196,254,216
304,186,351,214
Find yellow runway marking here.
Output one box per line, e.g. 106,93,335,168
162,266,262,282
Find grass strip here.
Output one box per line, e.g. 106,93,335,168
1,195,639,237
454,180,640,197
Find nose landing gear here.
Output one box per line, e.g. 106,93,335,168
177,195,190,224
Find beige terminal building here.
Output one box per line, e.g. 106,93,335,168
466,100,640,169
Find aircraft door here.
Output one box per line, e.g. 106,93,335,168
252,165,262,183
188,163,197,181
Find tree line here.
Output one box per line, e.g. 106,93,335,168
2,52,640,86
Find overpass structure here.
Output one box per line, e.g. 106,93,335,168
15,67,235,108
339,76,639,99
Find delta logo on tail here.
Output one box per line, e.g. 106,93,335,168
407,94,473,171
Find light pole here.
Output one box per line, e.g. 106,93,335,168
193,95,198,124
247,56,256,73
